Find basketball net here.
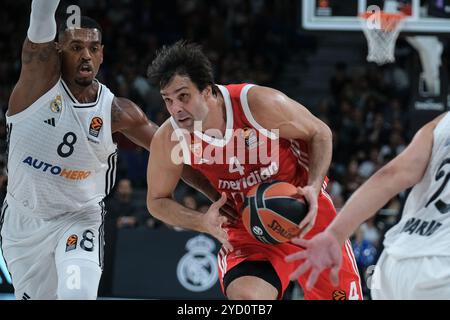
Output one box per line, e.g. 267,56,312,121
360,11,406,65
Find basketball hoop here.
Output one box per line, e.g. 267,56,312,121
360,12,406,65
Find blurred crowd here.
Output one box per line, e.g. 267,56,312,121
0,0,449,299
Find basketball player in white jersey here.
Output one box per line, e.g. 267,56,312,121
286,112,450,299
0,0,223,300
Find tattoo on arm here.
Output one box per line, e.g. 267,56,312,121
111,100,123,124
38,44,53,62
22,42,55,65
22,49,35,64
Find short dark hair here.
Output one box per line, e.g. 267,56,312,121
58,16,103,41
147,40,215,91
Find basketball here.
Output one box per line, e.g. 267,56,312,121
241,181,309,244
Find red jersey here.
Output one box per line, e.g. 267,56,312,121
170,83,361,300
170,83,326,211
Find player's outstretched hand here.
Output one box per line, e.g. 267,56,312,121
297,186,319,238
204,192,234,252
285,231,342,289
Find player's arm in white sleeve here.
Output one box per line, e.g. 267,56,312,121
146,122,233,251
285,112,446,289
8,0,61,116
247,86,333,236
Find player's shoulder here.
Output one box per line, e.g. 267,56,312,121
432,111,449,127
418,111,450,136
112,96,146,120
246,85,287,113
113,96,139,110
247,85,285,102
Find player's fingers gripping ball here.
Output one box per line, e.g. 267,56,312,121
242,181,309,244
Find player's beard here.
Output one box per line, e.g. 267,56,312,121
75,77,94,87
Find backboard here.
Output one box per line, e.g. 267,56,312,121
302,0,450,32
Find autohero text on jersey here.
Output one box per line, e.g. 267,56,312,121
22,156,91,180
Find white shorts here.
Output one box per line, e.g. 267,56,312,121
0,200,105,300
371,251,450,300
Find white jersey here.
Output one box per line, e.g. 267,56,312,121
5,79,117,219
383,112,450,259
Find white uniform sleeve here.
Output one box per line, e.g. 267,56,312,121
27,0,60,43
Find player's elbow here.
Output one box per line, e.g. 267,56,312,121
319,122,333,142
147,196,163,219
310,121,333,152
377,161,420,193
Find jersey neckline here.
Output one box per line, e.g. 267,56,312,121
192,84,234,147
60,78,102,108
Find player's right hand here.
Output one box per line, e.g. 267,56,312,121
219,198,239,226
204,192,234,252
285,231,342,289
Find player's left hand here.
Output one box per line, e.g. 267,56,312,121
204,193,234,252
285,232,342,289
296,185,319,238
205,191,239,225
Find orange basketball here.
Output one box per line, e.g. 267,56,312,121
241,181,308,244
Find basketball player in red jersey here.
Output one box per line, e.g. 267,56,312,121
147,41,362,300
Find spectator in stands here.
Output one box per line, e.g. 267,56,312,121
107,179,139,228
351,226,379,298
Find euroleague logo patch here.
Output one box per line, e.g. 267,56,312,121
332,289,347,300
89,117,103,137
65,234,78,252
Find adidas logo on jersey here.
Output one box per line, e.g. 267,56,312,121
44,118,56,127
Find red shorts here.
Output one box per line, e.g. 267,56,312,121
217,192,363,300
